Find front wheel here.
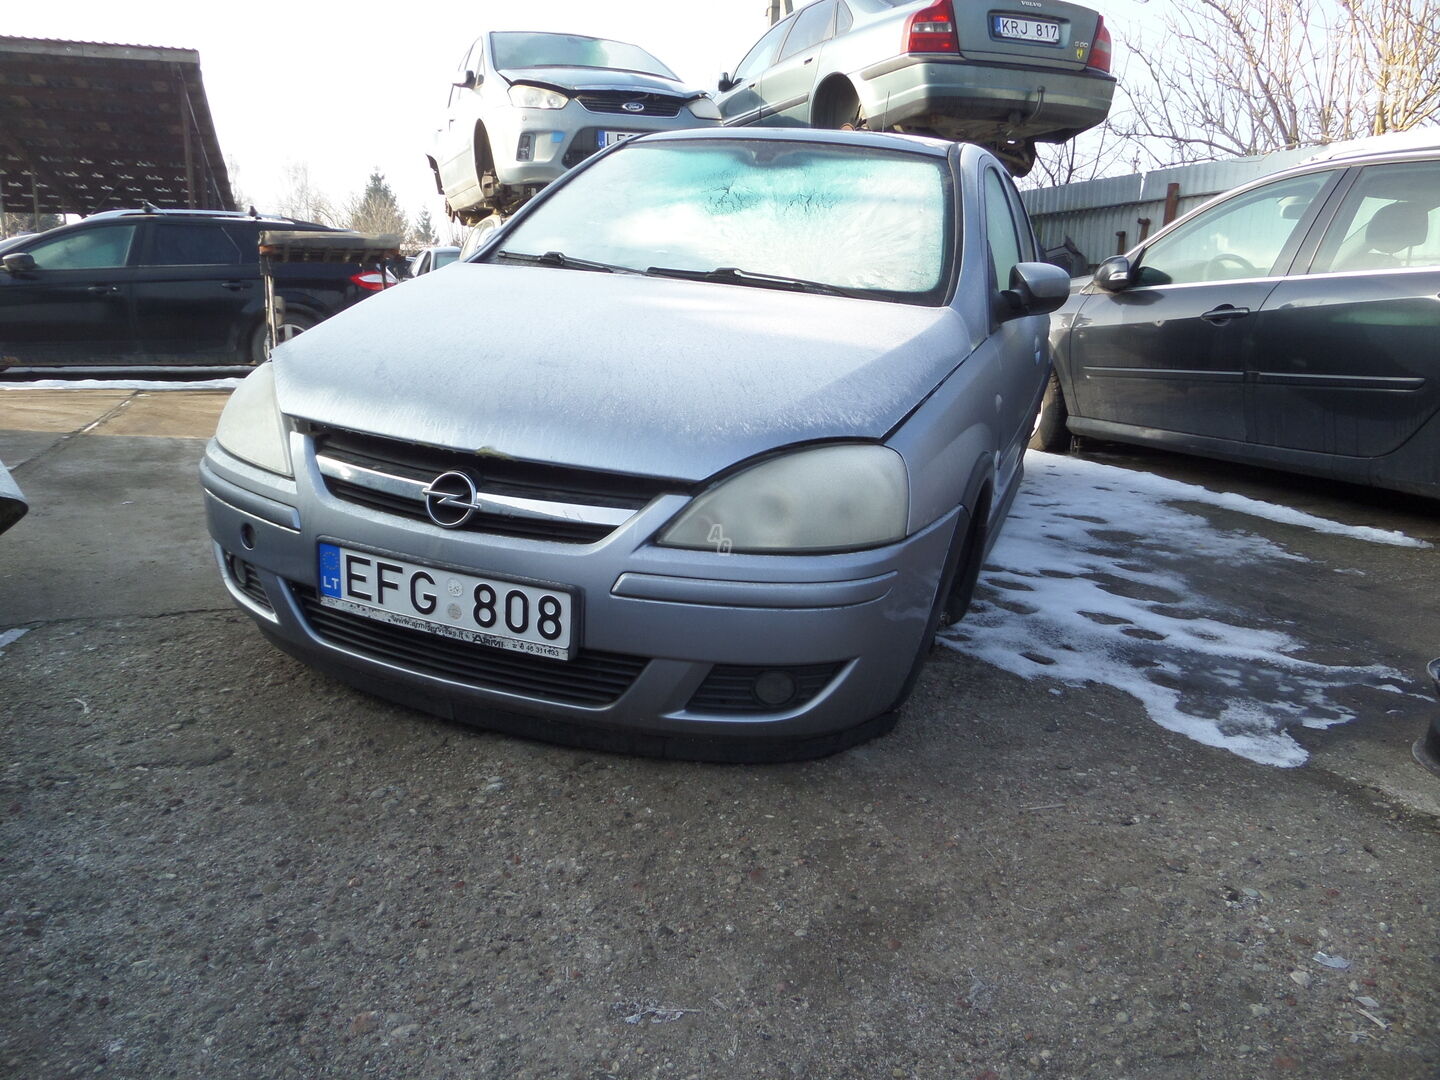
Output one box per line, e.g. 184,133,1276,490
248,310,317,365
1028,372,1071,452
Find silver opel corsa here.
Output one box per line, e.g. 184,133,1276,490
202,129,1068,760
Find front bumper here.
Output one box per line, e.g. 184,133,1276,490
486,102,718,187
859,55,1115,141
200,434,959,758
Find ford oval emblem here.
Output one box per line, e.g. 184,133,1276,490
622,101,645,113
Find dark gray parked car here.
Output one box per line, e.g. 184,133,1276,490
202,129,1068,760
715,0,1115,175
1039,141,1440,498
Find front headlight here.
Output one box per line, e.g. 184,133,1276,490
687,95,722,121
215,363,292,477
659,444,908,554
508,84,569,109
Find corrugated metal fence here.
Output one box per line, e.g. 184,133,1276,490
1020,146,1317,270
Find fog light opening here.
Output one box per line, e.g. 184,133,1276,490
240,523,256,550
753,670,799,708
516,133,533,162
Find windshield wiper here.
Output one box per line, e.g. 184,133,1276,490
645,265,864,298
494,250,638,274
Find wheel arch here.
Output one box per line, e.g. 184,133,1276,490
810,75,862,128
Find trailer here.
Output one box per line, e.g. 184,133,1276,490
257,230,402,360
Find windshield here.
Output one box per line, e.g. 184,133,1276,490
491,140,953,304
491,32,679,79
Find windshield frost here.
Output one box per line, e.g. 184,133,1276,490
494,141,951,302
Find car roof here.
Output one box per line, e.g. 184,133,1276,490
632,126,955,157
1302,130,1440,164
81,207,330,227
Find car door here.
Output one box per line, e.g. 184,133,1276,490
1246,158,1440,458
754,0,836,126
131,220,254,363
1067,170,1335,442
439,38,485,198
716,17,795,126
0,222,141,366
982,164,1047,498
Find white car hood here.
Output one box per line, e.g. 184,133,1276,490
500,65,692,97
273,263,973,482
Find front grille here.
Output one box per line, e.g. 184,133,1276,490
292,585,647,706
311,425,683,544
576,92,685,117
687,662,845,715
224,551,272,611
325,479,611,543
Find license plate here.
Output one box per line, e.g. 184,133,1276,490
992,15,1060,43
317,543,576,659
599,130,638,148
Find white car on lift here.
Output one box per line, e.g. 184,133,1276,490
428,30,722,225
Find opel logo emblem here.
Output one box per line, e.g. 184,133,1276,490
622,100,645,113
422,470,480,528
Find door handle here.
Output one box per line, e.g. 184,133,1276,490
86,285,119,295
803,57,814,64
1201,304,1251,325
220,280,250,291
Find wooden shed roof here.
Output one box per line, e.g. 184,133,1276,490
0,36,234,216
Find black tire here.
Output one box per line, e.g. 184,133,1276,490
1028,371,1071,452
248,310,317,365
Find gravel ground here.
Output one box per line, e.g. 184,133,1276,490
1,400,1437,1079
2,613,1436,1079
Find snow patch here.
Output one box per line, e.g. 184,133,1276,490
0,627,31,656
941,454,1414,767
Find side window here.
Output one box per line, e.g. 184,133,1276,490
778,1,836,61
1311,160,1440,273
983,169,1024,291
148,224,242,266
1135,172,1330,286
836,2,854,36
26,224,137,270
222,223,262,265
733,19,794,81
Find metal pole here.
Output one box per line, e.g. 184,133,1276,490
179,76,196,209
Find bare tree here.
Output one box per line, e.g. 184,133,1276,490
1118,0,1439,168
275,162,340,226
1024,119,1146,190
1339,0,1440,134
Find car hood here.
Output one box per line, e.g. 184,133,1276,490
272,263,973,482
500,65,694,97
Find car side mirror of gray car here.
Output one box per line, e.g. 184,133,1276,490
1001,261,1071,319
1093,255,1134,292
2,252,36,275
718,72,736,93
452,69,479,89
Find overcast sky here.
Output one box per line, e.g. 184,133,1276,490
8,0,1155,236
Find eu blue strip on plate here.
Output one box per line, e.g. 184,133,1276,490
318,543,342,598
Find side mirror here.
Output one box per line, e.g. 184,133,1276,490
717,72,736,93
1001,261,1071,319
2,252,36,274
1093,255,1134,292
452,69,478,89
